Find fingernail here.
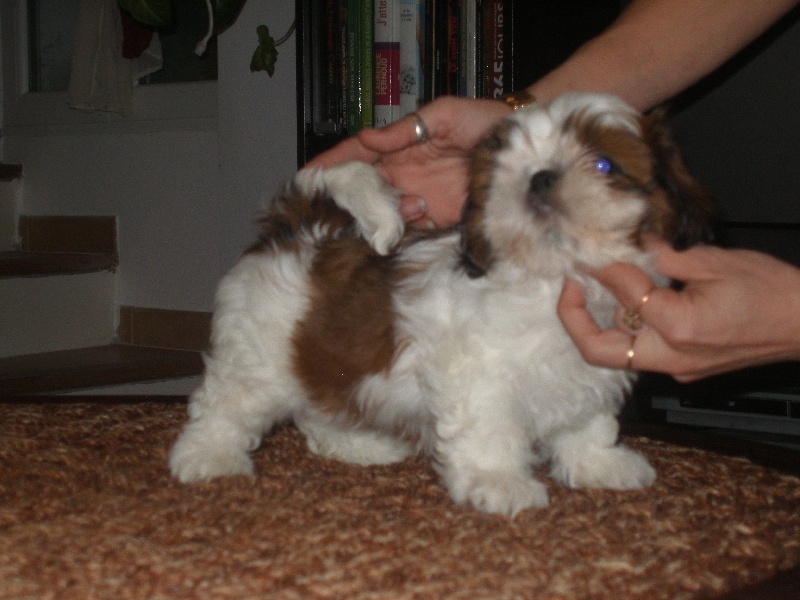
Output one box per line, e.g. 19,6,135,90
400,197,427,221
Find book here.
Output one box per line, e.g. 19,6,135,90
374,0,401,127
345,0,362,133
399,0,425,117
311,0,343,134
485,0,504,99
446,0,459,96
461,0,477,98
360,0,375,129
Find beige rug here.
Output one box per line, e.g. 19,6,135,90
1,398,799,599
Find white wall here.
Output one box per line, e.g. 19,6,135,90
217,0,298,268
1,0,298,312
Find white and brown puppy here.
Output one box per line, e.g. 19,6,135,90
170,93,711,516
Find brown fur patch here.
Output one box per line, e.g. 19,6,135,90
572,110,712,248
638,111,714,248
460,120,514,277
291,237,399,416
244,183,357,255
570,111,656,194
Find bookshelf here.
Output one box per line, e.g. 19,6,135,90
295,0,623,167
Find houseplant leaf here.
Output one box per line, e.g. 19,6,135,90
250,25,277,76
117,0,171,27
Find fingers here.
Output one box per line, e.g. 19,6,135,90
358,112,428,154
589,263,660,314
557,279,636,368
307,108,433,169
305,136,380,169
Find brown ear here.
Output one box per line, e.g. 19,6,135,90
459,126,509,278
640,110,715,249
460,193,493,278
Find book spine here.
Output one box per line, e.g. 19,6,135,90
446,0,459,96
345,0,362,133
360,0,374,128
312,0,343,134
433,0,448,97
462,0,476,98
374,0,401,127
486,0,504,99
423,0,435,103
338,2,348,132
399,0,424,117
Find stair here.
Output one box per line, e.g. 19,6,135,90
0,344,204,395
0,210,208,395
0,215,119,357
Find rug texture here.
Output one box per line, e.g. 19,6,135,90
1,399,799,599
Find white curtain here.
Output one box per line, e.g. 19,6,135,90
68,0,162,116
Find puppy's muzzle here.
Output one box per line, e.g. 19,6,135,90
527,169,560,214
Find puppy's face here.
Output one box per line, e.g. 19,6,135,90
462,93,712,277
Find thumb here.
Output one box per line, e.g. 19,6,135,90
358,114,421,153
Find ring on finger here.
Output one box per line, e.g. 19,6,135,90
409,112,429,143
626,335,637,370
622,285,656,331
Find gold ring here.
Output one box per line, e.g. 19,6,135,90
622,310,643,330
626,336,636,370
622,285,656,331
410,112,429,143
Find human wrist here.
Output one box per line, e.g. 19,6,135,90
499,89,537,112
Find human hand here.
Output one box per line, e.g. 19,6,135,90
307,96,511,228
557,235,800,382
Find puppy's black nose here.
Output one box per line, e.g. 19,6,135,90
527,170,559,214
529,170,558,195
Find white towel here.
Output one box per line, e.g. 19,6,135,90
68,0,162,116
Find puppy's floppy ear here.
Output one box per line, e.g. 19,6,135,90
460,194,493,278
459,124,511,278
640,109,715,249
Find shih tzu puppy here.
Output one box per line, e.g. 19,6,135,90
170,93,710,516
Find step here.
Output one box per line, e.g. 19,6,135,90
1,215,119,277
0,215,119,357
0,250,118,277
0,270,117,357
0,344,204,395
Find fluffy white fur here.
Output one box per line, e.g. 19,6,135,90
170,93,673,517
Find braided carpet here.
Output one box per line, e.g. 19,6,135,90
1,398,799,599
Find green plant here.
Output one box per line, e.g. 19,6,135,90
118,0,294,76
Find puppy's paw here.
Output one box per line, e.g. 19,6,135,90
553,444,656,490
357,202,405,256
449,470,549,517
168,424,255,483
309,162,404,255
298,417,413,466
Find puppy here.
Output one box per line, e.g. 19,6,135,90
170,93,711,516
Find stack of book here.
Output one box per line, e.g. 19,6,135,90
309,0,506,136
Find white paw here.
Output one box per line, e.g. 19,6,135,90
552,444,656,490
168,423,256,483
313,162,404,255
448,470,549,517
299,419,413,466
355,201,405,256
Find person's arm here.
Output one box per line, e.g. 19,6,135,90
526,0,799,111
309,0,800,226
557,236,800,382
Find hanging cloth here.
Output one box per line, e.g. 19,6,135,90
68,0,162,116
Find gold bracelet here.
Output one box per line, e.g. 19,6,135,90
500,90,537,111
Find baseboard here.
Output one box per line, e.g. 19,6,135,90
19,215,117,254
118,306,212,352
